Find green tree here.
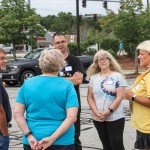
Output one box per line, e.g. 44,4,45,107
40,15,56,31
0,0,45,59
113,0,144,56
40,12,76,35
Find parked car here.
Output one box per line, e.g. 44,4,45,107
0,44,13,54
0,48,93,86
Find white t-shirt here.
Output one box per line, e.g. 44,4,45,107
89,72,127,121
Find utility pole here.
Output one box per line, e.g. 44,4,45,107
147,0,149,11
28,0,31,6
76,0,80,56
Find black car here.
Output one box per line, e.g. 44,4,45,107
1,48,93,86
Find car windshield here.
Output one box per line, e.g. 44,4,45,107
23,49,43,59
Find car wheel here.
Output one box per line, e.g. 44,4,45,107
4,81,18,86
20,70,35,85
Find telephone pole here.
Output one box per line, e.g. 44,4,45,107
147,0,149,11
28,0,31,6
76,0,80,55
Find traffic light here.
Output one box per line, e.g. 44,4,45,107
93,14,97,21
82,0,86,8
103,1,107,9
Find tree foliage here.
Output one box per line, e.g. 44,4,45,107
40,12,76,34
100,38,119,54
0,0,46,58
0,0,150,58
113,0,150,56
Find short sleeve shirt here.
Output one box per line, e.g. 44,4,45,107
131,71,150,133
89,72,127,121
16,76,79,145
58,54,85,107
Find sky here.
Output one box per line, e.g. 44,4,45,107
28,0,121,16
29,0,148,17
0,0,147,16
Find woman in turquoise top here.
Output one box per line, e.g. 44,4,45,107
14,49,79,150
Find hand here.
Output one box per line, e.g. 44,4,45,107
99,109,110,121
38,136,55,150
73,71,83,77
93,110,105,122
124,89,134,100
72,72,83,85
27,135,39,150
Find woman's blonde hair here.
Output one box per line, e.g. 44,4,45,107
87,49,125,78
39,49,65,73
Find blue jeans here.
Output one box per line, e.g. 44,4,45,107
0,132,9,150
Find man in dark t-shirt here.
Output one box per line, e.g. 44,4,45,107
53,32,85,150
0,48,12,150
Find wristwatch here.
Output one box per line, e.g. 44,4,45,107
131,94,136,102
108,108,113,113
25,131,32,138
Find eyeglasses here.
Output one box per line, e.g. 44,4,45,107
98,57,109,63
0,57,7,61
54,40,66,45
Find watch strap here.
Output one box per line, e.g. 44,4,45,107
25,131,32,138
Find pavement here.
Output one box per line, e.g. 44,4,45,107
6,78,137,150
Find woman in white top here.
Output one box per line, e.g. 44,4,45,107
87,50,127,150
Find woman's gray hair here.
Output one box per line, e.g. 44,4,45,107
87,49,125,78
136,40,150,53
39,49,65,73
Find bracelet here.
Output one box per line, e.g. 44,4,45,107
25,131,32,138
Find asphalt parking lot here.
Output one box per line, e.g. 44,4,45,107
6,78,136,150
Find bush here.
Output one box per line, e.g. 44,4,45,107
124,42,136,56
68,43,77,55
100,38,119,55
68,42,89,56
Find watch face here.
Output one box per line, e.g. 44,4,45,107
110,109,113,113
132,96,135,101
109,108,113,113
